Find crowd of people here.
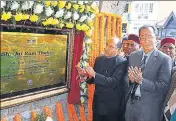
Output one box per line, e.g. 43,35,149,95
77,25,176,121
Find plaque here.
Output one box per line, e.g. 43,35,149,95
1,31,69,98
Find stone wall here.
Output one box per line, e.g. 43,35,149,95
1,93,87,121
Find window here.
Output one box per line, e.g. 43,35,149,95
149,3,153,13
124,3,129,13
135,3,154,13
135,4,139,12
144,3,148,13
122,23,127,33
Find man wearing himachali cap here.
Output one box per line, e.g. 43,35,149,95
121,34,140,60
160,37,176,67
127,34,140,56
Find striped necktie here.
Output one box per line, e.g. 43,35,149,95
141,55,148,71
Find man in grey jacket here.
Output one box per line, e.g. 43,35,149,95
125,25,172,121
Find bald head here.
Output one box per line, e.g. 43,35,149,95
109,37,121,48
104,37,120,57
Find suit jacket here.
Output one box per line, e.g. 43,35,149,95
87,55,128,115
126,49,172,121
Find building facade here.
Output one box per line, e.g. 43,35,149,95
156,11,176,39
122,1,158,35
122,1,176,36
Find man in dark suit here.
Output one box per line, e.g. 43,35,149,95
125,25,172,121
83,37,128,121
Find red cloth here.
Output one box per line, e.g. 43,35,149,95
160,37,175,47
67,31,84,104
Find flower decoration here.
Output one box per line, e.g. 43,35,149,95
51,1,58,7
1,12,12,21
29,14,38,22
14,13,23,21
22,14,30,20
66,2,72,10
22,1,34,10
64,11,72,19
34,4,44,14
55,9,64,18
73,4,79,11
79,15,87,22
1,1,6,9
45,7,54,17
73,12,79,20
11,1,20,10
58,1,66,9
66,22,74,28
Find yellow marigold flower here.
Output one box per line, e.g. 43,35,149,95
51,1,58,7
76,24,82,31
88,21,94,27
73,4,79,11
22,14,30,20
85,29,92,37
51,19,59,25
92,6,99,14
66,22,74,28
66,2,72,10
42,21,48,26
58,1,66,9
45,1,51,7
29,14,38,22
86,5,91,12
79,5,85,13
60,23,64,29
46,17,53,25
14,13,23,21
1,12,12,21
81,24,89,31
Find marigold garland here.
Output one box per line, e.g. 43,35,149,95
31,111,37,121
108,16,112,41
13,114,21,121
111,16,117,37
99,15,105,53
67,103,74,121
79,104,86,121
56,102,65,121
118,18,122,39
67,103,79,121
44,106,52,118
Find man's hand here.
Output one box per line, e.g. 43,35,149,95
76,66,85,75
128,66,135,83
131,67,142,84
85,66,95,78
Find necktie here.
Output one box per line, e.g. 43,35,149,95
135,55,148,97
141,55,148,71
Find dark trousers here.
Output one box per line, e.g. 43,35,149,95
93,113,119,121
